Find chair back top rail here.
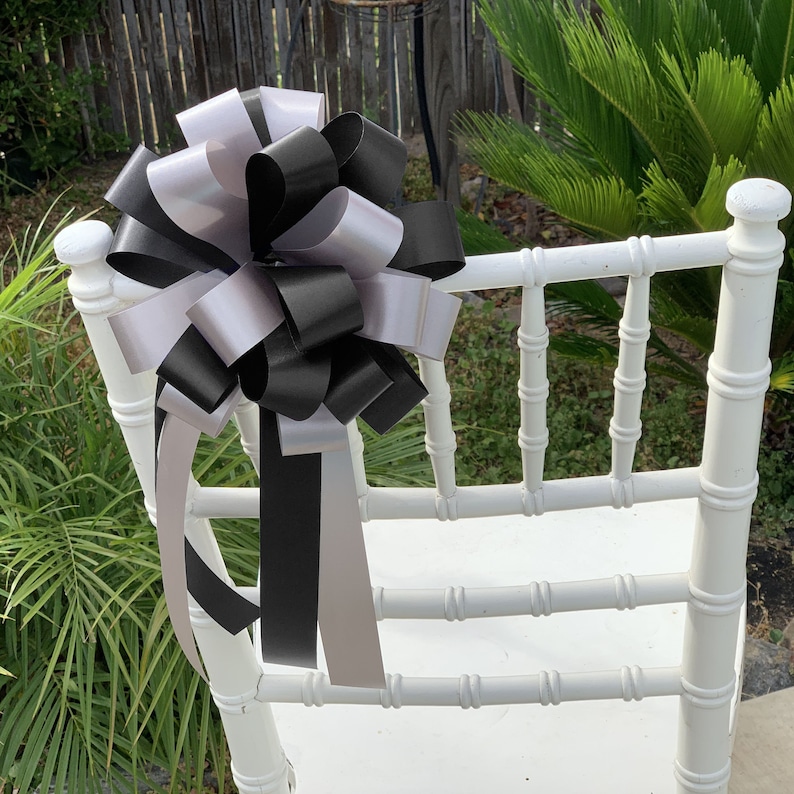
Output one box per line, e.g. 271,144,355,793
438,231,730,293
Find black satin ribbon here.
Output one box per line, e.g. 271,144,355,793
104,88,465,676
106,146,238,287
259,408,322,667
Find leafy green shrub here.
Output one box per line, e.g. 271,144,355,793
461,0,794,396
0,1,123,195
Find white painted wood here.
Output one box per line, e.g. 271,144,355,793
436,230,731,292
675,179,791,794
190,466,703,520
418,356,458,513
517,285,549,510
54,178,790,794
232,569,692,620
610,274,651,482
257,665,684,706
56,221,291,794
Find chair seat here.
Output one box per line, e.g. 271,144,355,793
260,496,736,793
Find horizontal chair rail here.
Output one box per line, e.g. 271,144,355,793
253,666,684,708
191,467,701,520
438,230,730,293
231,571,691,619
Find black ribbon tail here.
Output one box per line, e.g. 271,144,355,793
185,540,260,633
259,407,321,668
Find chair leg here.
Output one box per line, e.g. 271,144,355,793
191,603,292,793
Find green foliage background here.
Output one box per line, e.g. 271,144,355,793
0,1,124,196
461,0,794,394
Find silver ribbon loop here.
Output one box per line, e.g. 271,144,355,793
260,85,325,140
177,88,263,183
109,271,226,374
273,186,404,279
158,383,242,438
147,142,250,261
354,269,430,348
402,289,463,362
277,404,349,456
187,264,284,366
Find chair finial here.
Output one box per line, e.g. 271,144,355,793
726,178,792,223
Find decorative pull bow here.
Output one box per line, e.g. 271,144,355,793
103,86,465,687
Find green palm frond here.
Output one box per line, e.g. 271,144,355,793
476,0,639,186
537,175,640,241
641,154,748,235
752,0,794,95
598,0,677,73
548,331,619,367
457,111,598,196
455,112,540,190
455,208,519,256
546,279,623,330
747,75,794,245
748,74,794,185
668,0,725,74
692,155,748,230
653,310,716,355
655,271,719,331
661,49,763,178
640,160,698,231
770,351,794,392
0,204,231,792
0,200,78,339
359,418,434,487
560,7,670,171
471,0,794,393
701,0,757,61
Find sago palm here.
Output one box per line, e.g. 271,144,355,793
460,0,794,393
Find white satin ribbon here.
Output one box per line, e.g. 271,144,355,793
259,85,325,139
272,187,404,279
108,271,225,374
187,264,284,366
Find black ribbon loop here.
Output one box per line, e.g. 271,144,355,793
323,337,395,425
247,126,339,253
106,146,237,286
388,201,466,280
321,112,408,206
157,325,238,414
358,341,429,434
239,88,272,147
263,264,364,352
237,327,333,421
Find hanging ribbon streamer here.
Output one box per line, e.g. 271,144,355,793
103,86,465,688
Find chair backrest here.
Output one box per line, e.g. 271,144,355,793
55,177,790,794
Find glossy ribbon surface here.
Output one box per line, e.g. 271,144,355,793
104,86,465,687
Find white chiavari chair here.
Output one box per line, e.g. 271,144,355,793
55,177,790,794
